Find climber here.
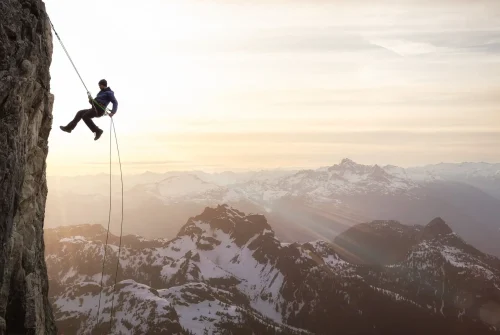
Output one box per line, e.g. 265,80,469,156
59,79,118,140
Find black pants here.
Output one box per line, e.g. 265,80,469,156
66,105,105,132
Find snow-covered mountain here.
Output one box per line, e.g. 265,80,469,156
45,158,500,257
194,169,297,186
402,162,500,200
129,174,236,204
236,158,419,203
408,162,500,180
45,205,500,334
123,159,418,205
62,159,500,205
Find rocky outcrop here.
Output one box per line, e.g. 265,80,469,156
0,0,56,334
421,217,453,240
179,204,273,247
333,220,422,265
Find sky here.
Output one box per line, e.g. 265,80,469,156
44,0,500,176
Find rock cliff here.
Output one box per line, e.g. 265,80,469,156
0,0,56,334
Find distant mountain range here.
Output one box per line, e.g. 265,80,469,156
45,205,500,334
45,159,500,257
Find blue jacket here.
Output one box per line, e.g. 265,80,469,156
93,87,118,113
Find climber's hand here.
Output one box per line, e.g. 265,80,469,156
109,112,115,118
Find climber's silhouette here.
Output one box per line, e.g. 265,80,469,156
60,79,118,140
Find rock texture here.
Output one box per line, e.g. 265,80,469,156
421,216,453,240
0,0,56,334
333,220,422,265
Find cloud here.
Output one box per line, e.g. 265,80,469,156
147,130,500,146
160,30,403,59
230,33,401,55
369,39,444,57
370,30,500,55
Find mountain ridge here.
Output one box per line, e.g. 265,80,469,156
45,158,500,258
45,205,500,334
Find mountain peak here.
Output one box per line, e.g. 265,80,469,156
369,164,391,181
340,158,356,166
334,220,422,265
421,217,453,240
329,158,366,173
177,205,274,247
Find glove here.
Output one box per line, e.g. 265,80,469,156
109,112,116,118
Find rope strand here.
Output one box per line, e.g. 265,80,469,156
109,117,125,332
96,116,113,326
47,16,90,94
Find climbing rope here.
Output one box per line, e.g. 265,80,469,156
96,110,124,332
47,16,90,95
47,14,124,333
96,119,113,327
109,116,125,332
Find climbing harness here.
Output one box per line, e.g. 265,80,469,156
48,14,124,333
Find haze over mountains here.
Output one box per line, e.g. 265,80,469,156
46,159,500,257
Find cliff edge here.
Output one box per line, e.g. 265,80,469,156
0,0,57,334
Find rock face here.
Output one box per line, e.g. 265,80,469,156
421,217,453,240
334,217,457,265
0,0,56,334
333,220,422,265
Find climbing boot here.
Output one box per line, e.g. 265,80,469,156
60,125,71,133
94,128,103,141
